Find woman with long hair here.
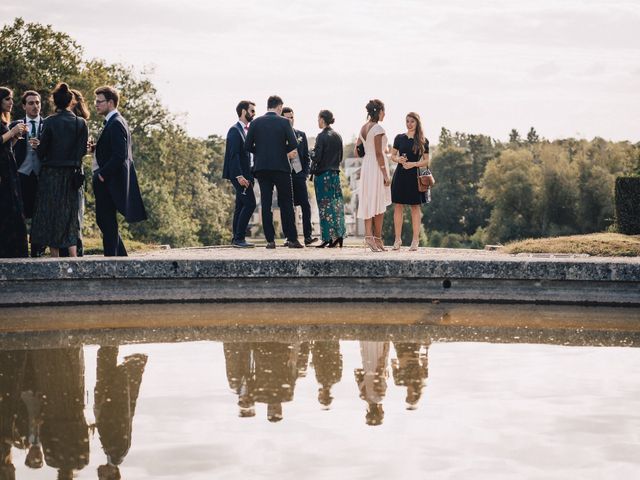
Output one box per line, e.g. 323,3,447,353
311,109,346,248
0,86,29,257
355,99,391,251
31,83,88,257
390,112,430,250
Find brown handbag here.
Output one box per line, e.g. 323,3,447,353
417,168,435,192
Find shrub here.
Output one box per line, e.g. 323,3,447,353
614,176,640,234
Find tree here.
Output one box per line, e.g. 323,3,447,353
508,129,521,145
526,127,540,144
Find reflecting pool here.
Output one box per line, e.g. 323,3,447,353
1,303,639,479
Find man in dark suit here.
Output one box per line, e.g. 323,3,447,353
222,100,256,248
244,95,303,249
90,86,147,256
282,107,317,246
9,91,45,257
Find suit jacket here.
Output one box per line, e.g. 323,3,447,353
244,112,298,174
95,112,147,223
222,122,253,182
9,117,43,169
293,129,312,176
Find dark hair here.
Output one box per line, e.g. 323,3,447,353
0,87,12,123
267,95,283,109
281,106,293,115
406,112,426,157
236,100,255,118
318,109,335,126
366,99,385,122
94,85,119,108
21,90,40,105
71,89,90,119
52,83,72,110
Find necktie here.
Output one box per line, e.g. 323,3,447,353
29,120,36,137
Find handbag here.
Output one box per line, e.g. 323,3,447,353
417,167,435,193
356,143,365,158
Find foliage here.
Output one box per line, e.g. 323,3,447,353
1,18,233,248
504,233,640,257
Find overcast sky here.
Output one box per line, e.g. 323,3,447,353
3,0,639,142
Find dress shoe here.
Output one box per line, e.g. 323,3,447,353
283,240,289,247
316,240,331,248
287,240,304,249
328,237,343,248
232,240,255,248
304,237,318,246
266,242,276,249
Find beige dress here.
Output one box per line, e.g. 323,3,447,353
357,123,392,219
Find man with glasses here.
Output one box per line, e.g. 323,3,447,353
10,91,44,257
222,100,257,248
89,86,147,256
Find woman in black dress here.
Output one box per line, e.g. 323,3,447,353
390,112,430,251
31,83,88,257
0,87,29,258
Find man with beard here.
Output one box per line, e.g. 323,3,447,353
223,100,257,248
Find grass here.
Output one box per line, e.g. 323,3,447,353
504,233,640,257
82,237,163,255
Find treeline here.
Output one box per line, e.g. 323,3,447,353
423,128,640,247
1,18,233,247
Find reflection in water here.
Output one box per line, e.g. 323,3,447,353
392,342,429,410
311,341,343,409
355,342,390,426
94,347,147,480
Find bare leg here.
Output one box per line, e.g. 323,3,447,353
394,204,404,243
50,247,59,257
364,218,373,237
68,246,78,258
411,205,422,243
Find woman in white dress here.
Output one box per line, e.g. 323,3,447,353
355,99,391,251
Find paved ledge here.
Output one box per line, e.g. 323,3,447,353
0,247,638,306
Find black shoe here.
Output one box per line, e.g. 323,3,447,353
233,240,255,248
287,240,304,249
328,237,344,248
266,242,276,249
316,240,331,248
304,237,318,246
283,240,289,247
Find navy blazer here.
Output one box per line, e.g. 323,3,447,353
95,112,147,223
9,117,43,168
293,129,312,176
244,112,298,174
222,122,253,182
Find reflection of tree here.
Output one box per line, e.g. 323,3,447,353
311,341,342,408
30,348,89,480
392,343,429,410
355,342,389,426
94,347,148,480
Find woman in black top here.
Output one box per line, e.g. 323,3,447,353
390,112,430,251
0,87,29,258
31,83,88,257
311,110,346,248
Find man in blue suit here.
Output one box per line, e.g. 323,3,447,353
282,107,317,246
91,86,147,256
222,100,256,248
245,95,303,249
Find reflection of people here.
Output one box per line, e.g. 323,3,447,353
30,348,89,479
354,341,389,426
0,350,24,480
311,341,342,408
94,347,148,479
223,343,256,417
392,343,429,410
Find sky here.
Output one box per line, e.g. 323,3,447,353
3,0,640,142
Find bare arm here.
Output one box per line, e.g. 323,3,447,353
374,134,390,184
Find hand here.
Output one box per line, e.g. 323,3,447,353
98,174,105,182
237,176,250,188
383,175,391,186
10,123,27,139
402,161,414,170
28,138,40,149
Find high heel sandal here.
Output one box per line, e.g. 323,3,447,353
328,237,343,248
374,237,387,251
316,240,331,248
392,239,402,251
364,236,380,252
409,239,419,251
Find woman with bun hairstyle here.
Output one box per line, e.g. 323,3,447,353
31,83,88,257
311,109,346,248
390,112,430,251
0,86,29,257
355,99,391,251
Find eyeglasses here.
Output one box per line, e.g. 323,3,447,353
94,99,108,105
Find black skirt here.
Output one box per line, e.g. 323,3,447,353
391,165,426,205
31,166,80,248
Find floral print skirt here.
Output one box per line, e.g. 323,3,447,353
314,171,346,242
